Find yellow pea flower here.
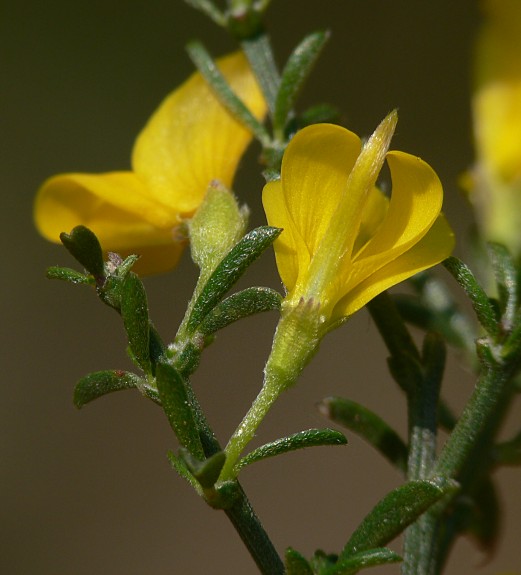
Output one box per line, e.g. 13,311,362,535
221,112,454,481
468,0,521,253
34,52,266,274
263,112,455,329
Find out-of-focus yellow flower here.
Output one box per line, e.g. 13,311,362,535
34,52,265,274
263,112,455,329
469,0,521,253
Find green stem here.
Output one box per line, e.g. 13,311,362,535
221,301,321,480
402,335,444,575
225,483,285,575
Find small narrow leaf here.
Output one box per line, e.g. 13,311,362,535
198,286,282,336
59,225,105,279
285,548,313,575
273,30,330,136
73,370,142,408
46,266,93,285
187,226,282,331
236,428,347,471
443,257,499,338
186,40,269,144
156,362,204,459
121,272,151,373
324,548,401,575
341,478,457,558
487,242,518,329
179,448,227,488
319,397,407,473
167,450,203,495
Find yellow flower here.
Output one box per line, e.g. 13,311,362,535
34,52,266,274
263,112,455,328
468,0,521,252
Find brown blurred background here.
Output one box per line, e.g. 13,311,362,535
2,1,520,573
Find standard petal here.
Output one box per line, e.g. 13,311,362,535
132,51,266,215
280,123,361,257
262,180,303,291
34,172,185,274
34,172,177,242
333,213,455,319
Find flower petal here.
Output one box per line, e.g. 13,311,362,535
262,180,302,291
334,213,455,319
34,172,184,274
278,123,362,258
132,51,266,215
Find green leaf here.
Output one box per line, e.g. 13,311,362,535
323,548,401,575
46,266,93,285
319,397,407,473
186,40,270,145
443,257,499,339
285,548,313,575
120,272,151,373
155,361,204,459
73,370,143,408
236,428,347,471
198,287,282,336
187,226,282,332
310,550,338,572
59,225,105,279
167,450,203,495
273,30,330,137
387,352,423,396
179,448,227,489
487,242,517,329
341,478,457,558
466,477,500,552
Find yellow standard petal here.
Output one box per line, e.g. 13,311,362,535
34,51,266,274
132,51,266,215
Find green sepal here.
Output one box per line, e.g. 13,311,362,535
273,30,330,137
285,548,313,575
235,428,347,472
319,397,407,473
155,361,204,459
73,370,160,408
59,225,104,279
487,242,518,329
167,450,204,496
443,257,499,339
120,272,151,373
46,266,94,285
188,182,248,278
341,477,457,558
323,548,402,575
187,226,282,332
178,447,227,489
198,287,282,336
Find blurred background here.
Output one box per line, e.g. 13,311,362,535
3,1,520,573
